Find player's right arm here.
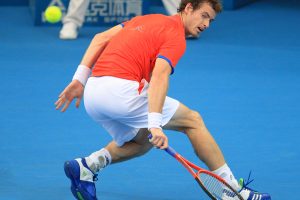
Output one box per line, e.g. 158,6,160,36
147,58,172,149
55,25,123,112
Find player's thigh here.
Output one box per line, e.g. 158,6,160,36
132,128,150,145
131,128,153,153
163,103,203,132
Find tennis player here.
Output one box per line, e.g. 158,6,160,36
55,0,271,199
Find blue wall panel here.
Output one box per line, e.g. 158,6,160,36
0,0,28,6
223,0,257,9
1,0,256,9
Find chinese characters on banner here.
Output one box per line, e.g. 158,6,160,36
85,0,142,24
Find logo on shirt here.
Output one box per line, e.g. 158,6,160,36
129,25,144,32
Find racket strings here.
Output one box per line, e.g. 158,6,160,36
199,172,241,200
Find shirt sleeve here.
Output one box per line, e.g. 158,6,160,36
158,29,186,74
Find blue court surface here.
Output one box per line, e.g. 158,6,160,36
1,0,300,199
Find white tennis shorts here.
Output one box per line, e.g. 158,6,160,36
84,76,179,146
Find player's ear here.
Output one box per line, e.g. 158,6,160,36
184,2,194,13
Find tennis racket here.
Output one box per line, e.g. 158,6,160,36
149,134,243,200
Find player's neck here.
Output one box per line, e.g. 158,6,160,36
178,12,188,36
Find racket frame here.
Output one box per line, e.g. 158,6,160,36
165,146,244,200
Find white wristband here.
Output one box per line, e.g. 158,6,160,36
72,65,91,86
148,112,163,130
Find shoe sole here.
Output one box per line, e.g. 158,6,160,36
64,161,86,200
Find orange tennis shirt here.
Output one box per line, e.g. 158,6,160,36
92,14,186,83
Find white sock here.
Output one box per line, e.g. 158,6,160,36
212,163,240,191
85,148,112,173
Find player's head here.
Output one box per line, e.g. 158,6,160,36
178,0,222,37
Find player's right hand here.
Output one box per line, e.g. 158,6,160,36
149,128,168,149
55,80,84,112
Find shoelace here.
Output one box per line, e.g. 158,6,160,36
239,172,270,200
239,171,256,192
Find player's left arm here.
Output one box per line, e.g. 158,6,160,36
147,58,172,149
80,24,123,67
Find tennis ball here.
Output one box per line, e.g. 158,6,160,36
44,6,62,23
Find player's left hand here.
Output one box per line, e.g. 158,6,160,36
149,128,168,149
55,80,84,112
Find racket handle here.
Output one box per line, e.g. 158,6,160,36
165,146,177,157
148,134,177,157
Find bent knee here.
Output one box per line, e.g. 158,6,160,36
185,110,206,130
188,110,203,122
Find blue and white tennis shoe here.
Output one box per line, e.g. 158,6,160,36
64,158,98,200
238,177,271,200
222,172,271,200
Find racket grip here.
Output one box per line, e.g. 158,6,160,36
148,134,177,157
165,146,177,157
